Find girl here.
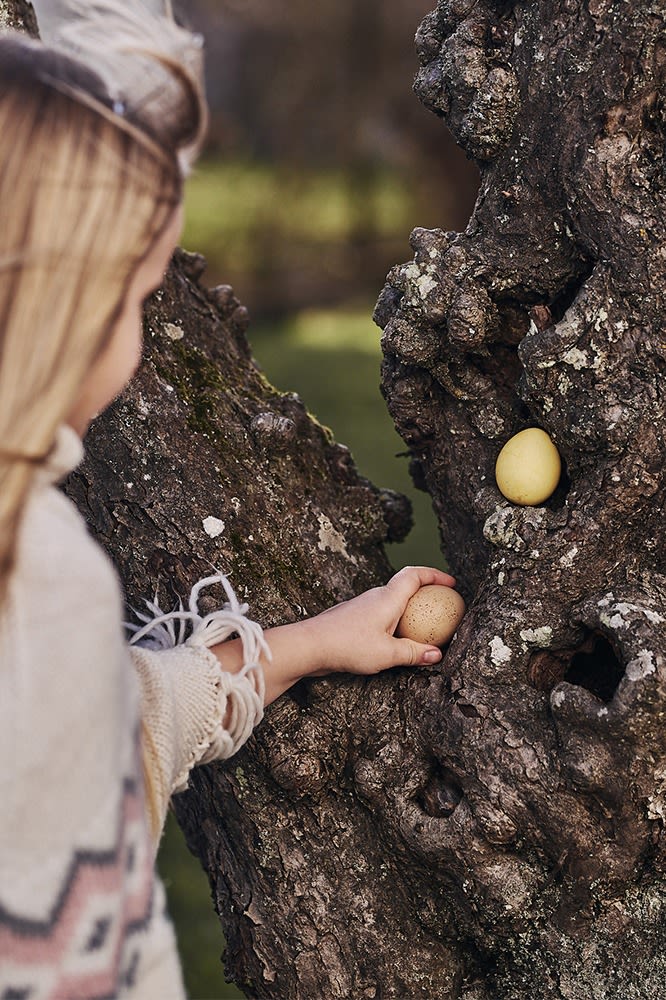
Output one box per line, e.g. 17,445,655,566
0,3,455,998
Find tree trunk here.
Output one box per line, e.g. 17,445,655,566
10,0,666,996
374,0,666,995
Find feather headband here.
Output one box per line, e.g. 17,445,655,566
29,0,207,174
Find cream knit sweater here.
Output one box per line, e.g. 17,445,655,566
0,427,265,999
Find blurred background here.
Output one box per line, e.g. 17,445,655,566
160,1,479,996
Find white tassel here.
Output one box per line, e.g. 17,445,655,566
129,573,268,767
126,572,270,706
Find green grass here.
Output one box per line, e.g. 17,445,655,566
185,159,414,269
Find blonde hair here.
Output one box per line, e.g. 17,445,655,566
0,39,204,599
0,37,206,835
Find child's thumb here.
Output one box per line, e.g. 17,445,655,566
393,637,442,667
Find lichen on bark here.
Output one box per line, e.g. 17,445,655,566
67,252,403,624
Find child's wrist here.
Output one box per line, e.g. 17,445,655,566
265,617,328,681
251,617,329,706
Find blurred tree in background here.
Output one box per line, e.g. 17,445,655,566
178,0,478,315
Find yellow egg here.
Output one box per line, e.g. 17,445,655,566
495,427,561,506
396,585,466,646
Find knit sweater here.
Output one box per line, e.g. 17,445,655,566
0,426,265,1000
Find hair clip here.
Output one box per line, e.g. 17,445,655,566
30,0,208,171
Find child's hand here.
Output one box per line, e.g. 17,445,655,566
305,565,457,676
212,566,458,706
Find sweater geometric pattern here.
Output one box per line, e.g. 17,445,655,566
1,427,266,999
0,768,154,1000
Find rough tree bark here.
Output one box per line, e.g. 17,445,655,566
6,1,666,997
375,1,666,996
0,0,37,35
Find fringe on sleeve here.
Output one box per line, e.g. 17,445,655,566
127,573,269,796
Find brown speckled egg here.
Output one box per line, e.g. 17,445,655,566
396,585,466,646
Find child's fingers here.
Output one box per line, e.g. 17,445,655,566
385,565,457,607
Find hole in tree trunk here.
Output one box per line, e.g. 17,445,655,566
548,257,595,322
288,678,312,709
418,763,464,818
563,633,624,702
528,629,624,703
545,456,571,510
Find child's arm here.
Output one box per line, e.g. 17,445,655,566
210,565,456,706
131,565,455,839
